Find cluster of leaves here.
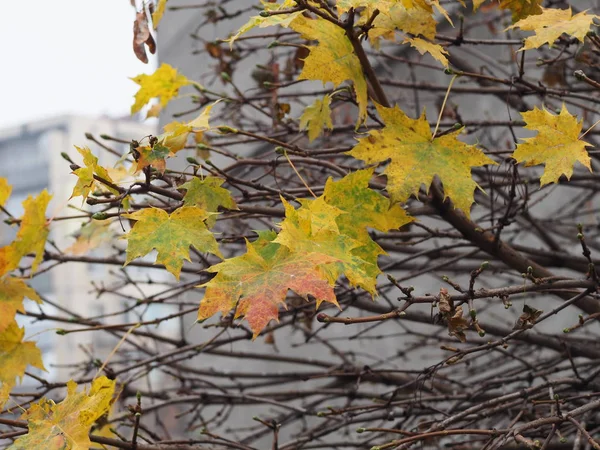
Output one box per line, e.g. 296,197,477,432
1,0,599,448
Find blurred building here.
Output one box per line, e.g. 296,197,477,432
0,115,156,383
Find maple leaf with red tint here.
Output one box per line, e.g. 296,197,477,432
198,231,339,338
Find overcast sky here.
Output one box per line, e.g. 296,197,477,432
0,0,156,129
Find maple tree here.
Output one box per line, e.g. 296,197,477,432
2,0,600,449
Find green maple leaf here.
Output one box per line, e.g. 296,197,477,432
198,231,338,338
323,169,413,243
123,206,222,279
179,176,238,227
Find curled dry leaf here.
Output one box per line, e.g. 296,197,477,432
133,9,156,64
439,288,470,342
513,304,543,330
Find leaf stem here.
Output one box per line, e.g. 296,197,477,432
432,75,458,141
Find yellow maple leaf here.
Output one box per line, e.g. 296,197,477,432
145,103,162,118
152,0,168,28
10,376,115,450
158,101,217,152
299,94,334,142
0,177,11,207
130,63,192,114
71,146,118,201
403,37,448,67
474,0,543,22
506,7,599,50
0,277,42,333
227,0,302,48
122,206,223,279
511,105,592,186
348,104,496,216
11,190,52,274
0,320,45,409
290,15,369,124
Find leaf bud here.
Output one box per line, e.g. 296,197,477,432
274,146,286,155
563,328,570,333
356,428,365,433
316,313,329,323
100,134,111,140
56,329,67,335
268,41,280,49
218,126,238,134
259,10,270,17
220,72,231,82
60,152,74,164
480,261,489,270
469,309,477,319
186,156,201,166
197,143,209,150
92,212,109,220
85,132,93,140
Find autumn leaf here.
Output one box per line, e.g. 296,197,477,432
157,101,217,152
130,63,192,114
299,94,334,142
134,142,173,174
506,7,599,50
369,2,438,43
0,320,45,409
0,277,42,333
146,103,162,118
290,15,369,124
227,0,302,48
0,177,11,207
322,169,413,244
0,246,18,277
513,304,543,330
9,376,115,450
403,37,449,67
71,146,118,201
474,0,543,22
152,0,168,28
198,231,338,338
274,197,381,295
322,170,413,281
179,176,238,227
123,206,222,279
11,190,52,274
511,105,592,185
133,9,156,63
65,220,114,255
348,104,496,216
439,288,469,342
